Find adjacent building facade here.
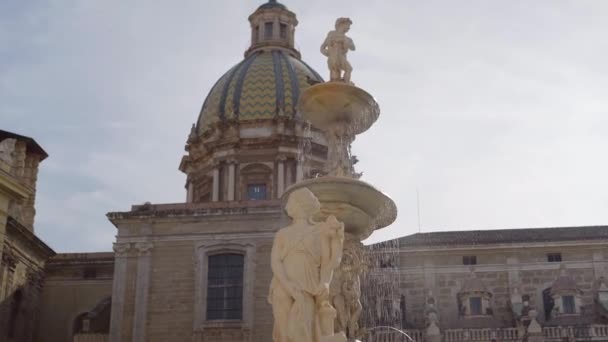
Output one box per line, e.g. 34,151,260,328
1,1,607,342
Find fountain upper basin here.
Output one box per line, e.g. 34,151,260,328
282,176,397,240
297,82,380,136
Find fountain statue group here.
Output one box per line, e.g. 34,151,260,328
269,18,396,342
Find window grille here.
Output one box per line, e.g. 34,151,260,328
206,253,244,320
547,253,562,262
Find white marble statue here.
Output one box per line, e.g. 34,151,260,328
269,188,347,342
321,18,356,83
331,238,364,340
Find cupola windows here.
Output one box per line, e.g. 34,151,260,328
245,1,299,57
264,22,274,39
247,184,267,200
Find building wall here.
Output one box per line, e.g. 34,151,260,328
370,241,608,332
107,201,287,342
0,133,53,342
37,253,114,342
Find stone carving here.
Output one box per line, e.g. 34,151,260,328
268,188,347,342
321,18,355,83
112,243,131,257
0,138,16,165
331,236,364,340
134,241,153,256
424,290,441,342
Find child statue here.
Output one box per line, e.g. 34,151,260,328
268,188,347,342
321,18,356,84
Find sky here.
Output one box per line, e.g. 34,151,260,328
1,0,607,252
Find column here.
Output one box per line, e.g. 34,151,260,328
285,161,293,189
109,243,130,342
212,164,220,202
257,21,264,42
273,17,280,40
186,182,194,203
227,159,236,201
132,242,153,342
296,161,304,182
277,156,286,197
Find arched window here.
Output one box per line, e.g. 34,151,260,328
206,253,244,320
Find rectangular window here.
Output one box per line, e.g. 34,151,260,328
247,184,267,200
264,22,273,39
207,253,244,320
562,295,576,314
463,255,477,265
280,23,287,39
547,253,562,262
470,297,483,315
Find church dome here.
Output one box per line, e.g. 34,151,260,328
257,0,287,10
196,50,323,135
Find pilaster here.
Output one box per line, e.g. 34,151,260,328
227,159,237,201
132,242,153,342
109,243,131,342
276,156,286,197
212,163,220,202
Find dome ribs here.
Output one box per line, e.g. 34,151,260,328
299,59,324,82
279,51,300,117
232,52,260,120
271,50,286,116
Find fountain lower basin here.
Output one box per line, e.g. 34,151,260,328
282,176,397,240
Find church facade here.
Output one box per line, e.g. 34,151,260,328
1,2,608,342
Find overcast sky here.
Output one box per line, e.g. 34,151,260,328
2,0,607,252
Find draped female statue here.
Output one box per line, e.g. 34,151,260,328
268,188,346,342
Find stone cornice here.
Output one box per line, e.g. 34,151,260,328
106,200,282,225
6,216,55,258
0,168,30,201
388,239,608,254
47,252,115,267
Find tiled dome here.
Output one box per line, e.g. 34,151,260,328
196,49,323,134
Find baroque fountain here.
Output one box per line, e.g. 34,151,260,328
269,18,398,342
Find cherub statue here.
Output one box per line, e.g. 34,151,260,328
268,188,347,342
321,18,356,83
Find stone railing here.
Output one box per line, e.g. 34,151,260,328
444,328,520,342
365,329,424,342
73,334,109,342
544,324,608,340
365,325,608,342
